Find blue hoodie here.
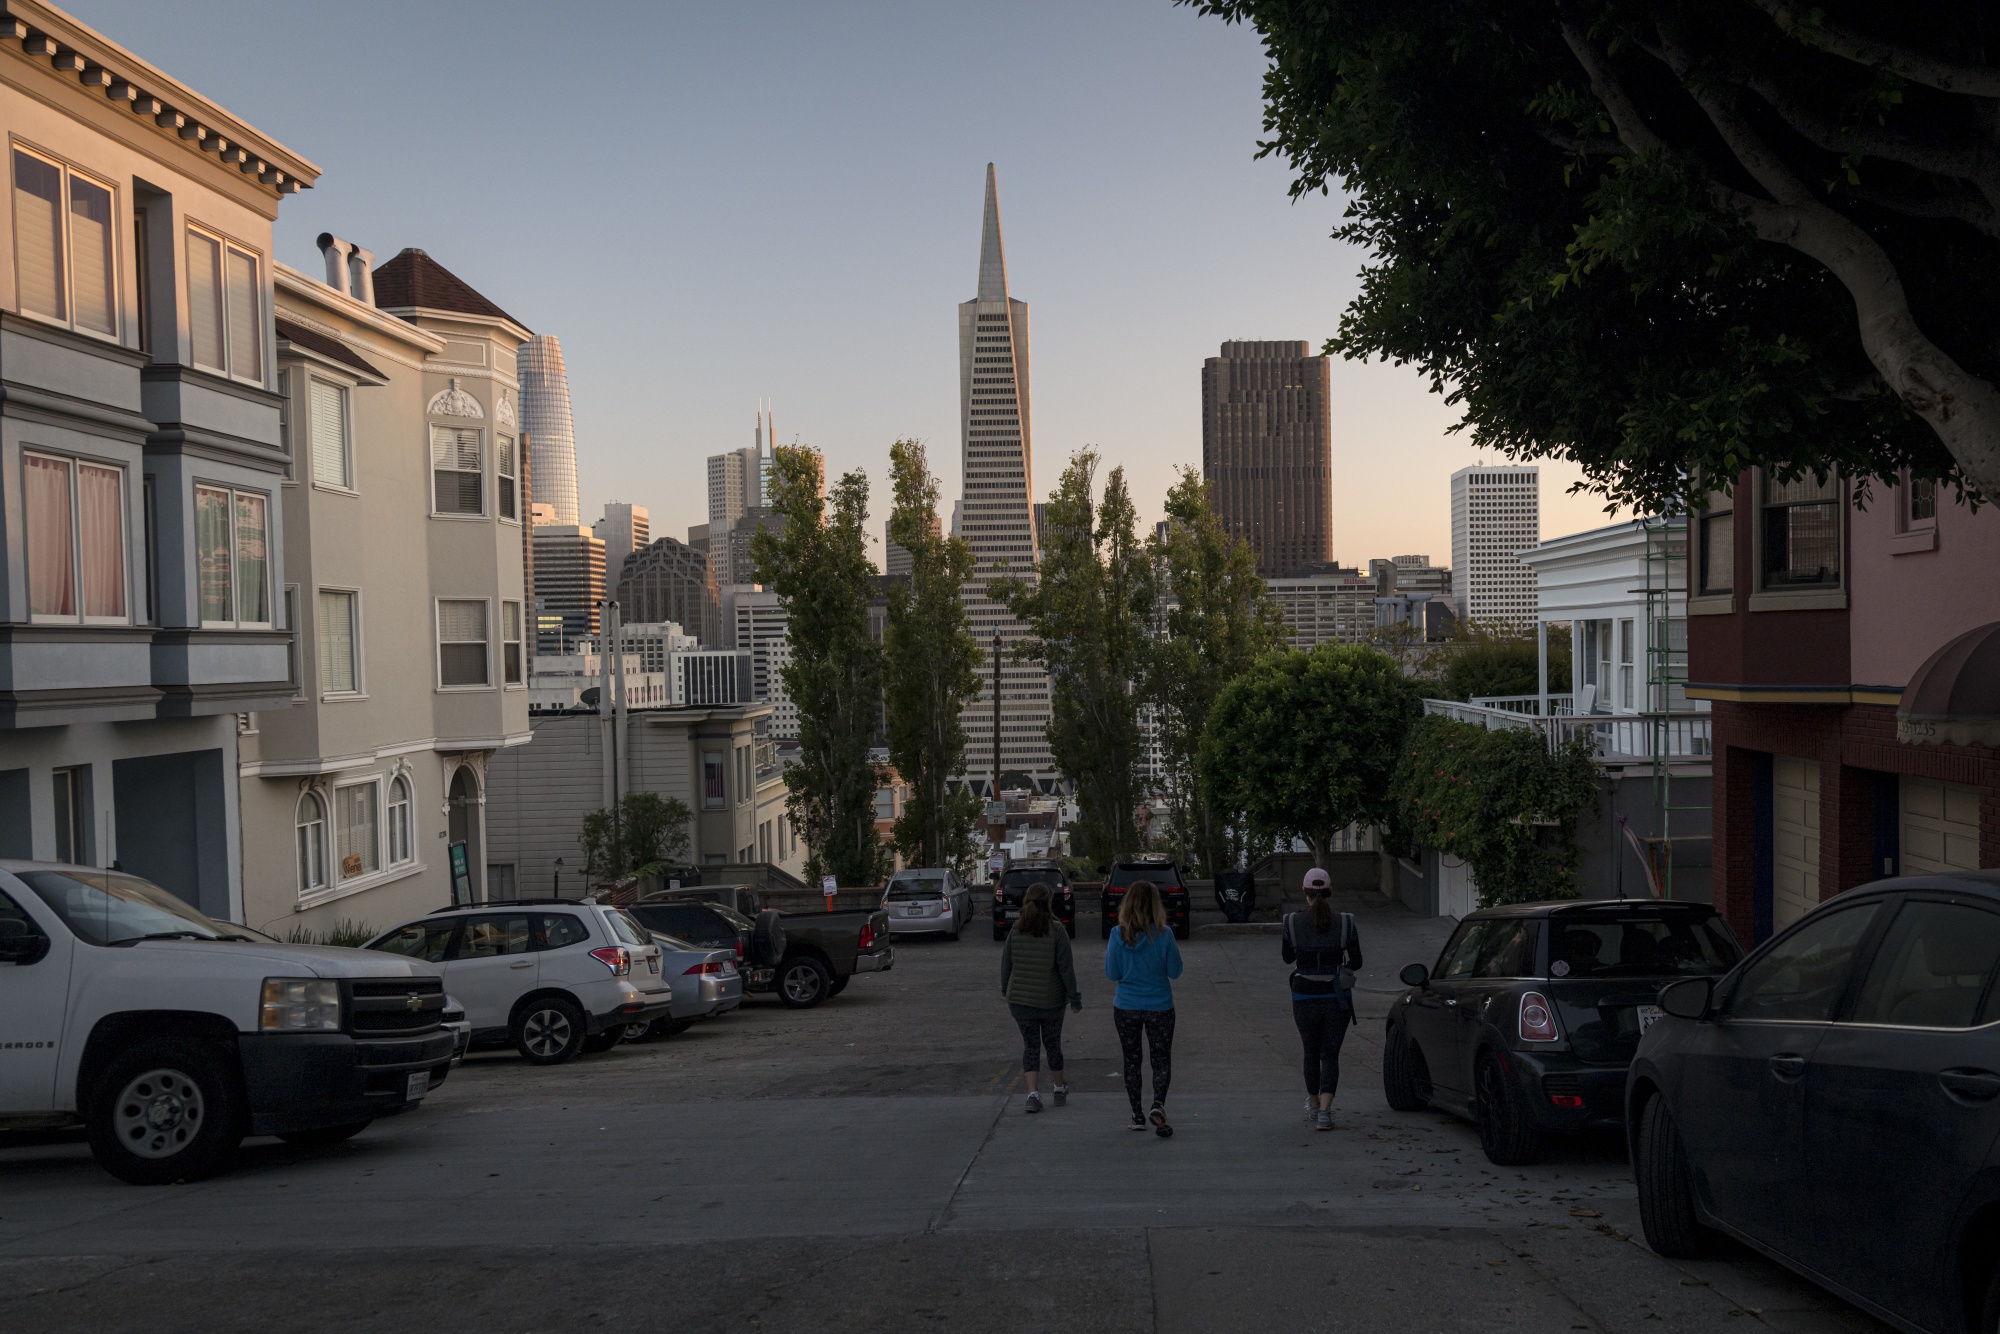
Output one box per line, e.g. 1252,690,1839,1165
1103,925,1183,1010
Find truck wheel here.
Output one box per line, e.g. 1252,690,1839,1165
88,1041,246,1186
581,1029,623,1054
513,997,587,1065
1635,1093,1712,1258
1474,1051,1542,1165
1173,919,1191,941
778,954,831,1009
1382,1022,1430,1112
278,1121,372,1147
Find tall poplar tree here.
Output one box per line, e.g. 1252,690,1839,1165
752,447,889,886
882,440,983,872
1149,467,1286,876
991,449,1154,866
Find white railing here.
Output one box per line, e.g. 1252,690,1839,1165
1424,698,1711,762
1469,693,1575,716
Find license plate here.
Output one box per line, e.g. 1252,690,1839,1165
647,957,658,974
406,1071,430,1100
904,907,926,916
1637,1004,1664,1032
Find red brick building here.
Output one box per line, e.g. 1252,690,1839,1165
1690,469,2000,945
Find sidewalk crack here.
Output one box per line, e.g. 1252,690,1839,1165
923,1093,1009,1234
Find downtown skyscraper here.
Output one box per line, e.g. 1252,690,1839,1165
1201,340,1333,576
958,165,1053,790
518,333,580,526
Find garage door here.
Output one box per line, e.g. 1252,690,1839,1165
1773,755,1820,931
1902,778,1981,875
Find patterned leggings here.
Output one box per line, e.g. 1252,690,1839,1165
1009,1004,1067,1073
1113,1007,1175,1118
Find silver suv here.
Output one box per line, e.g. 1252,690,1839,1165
365,899,669,1065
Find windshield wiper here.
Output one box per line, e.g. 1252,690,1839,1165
109,931,219,947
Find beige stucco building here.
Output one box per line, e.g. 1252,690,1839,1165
0,2,314,918
236,242,531,936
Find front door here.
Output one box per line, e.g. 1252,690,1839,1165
1674,900,1880,1259
1805,897,2000,1329
1454,918,1540,1085
0,885,72,1112
1407,919,1487,1107
442,911,537,1035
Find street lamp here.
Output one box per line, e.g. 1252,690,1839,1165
553,856,565,898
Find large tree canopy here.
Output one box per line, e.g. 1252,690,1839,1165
1188,0,2000,508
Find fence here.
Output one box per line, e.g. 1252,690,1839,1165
1423,698,1711,762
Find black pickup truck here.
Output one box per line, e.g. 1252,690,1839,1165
626,898,891,1009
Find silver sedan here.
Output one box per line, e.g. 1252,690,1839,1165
882,869,974,941
625,933,742,1041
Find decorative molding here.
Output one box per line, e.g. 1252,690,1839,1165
426,377,484,419
496,387,516,427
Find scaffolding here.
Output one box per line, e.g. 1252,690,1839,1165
1642,515,1710,898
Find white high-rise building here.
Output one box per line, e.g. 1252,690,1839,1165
1450,464,1540,626
957,164,1053,790
727,587,798,740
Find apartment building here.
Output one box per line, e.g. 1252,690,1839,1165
1200,339,1333,576
0,5,315,918
235,240,531,934
1264,567,1376,649
725,585,796,739
617,534,719,646
1450,464,1540,626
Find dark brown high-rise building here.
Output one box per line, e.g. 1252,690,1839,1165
1201,340,1332,575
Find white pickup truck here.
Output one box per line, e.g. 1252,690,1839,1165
0,860,455,1185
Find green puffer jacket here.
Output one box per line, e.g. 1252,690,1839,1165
1001,926,1080,1010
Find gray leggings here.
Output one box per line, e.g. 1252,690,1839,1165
1009,1003,1067,1073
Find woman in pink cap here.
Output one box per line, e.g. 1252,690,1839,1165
1282,867,1363,1130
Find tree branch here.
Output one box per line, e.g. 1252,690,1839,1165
1536,125,1625,156
1560,24,1669,156
1847,183,2000,238
1748,0,2000,99
1739,73,2000,206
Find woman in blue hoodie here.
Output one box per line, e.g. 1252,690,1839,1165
1103,879,1183,1137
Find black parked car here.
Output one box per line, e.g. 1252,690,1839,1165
994,861,1077,941
1384,899,1742,1165
1099,857,1191,941
1631,872,2000,1334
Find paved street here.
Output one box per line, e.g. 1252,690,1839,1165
1,891,1886,1333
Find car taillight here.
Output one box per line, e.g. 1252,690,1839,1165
684,960,727,975
589,946,631,977
857,922,876,950
1519,991,1559,1042
733,938,745,960
1550,1094,1584,1108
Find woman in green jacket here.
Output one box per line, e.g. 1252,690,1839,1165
999,882,1082,1113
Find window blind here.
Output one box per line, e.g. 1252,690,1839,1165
12,151,65,320
310,381,348,487
68,176,114,336
318,590,356,693
225,248,260,381
186,232,225,371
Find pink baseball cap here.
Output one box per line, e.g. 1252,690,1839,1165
1302,868,1331,890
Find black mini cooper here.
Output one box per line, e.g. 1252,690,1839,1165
1384,899,1743,1164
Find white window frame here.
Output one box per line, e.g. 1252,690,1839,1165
22,451,129,626
193,483,274,630
501,599,524,686
386,775,415,866
296,791,328,896
10,143,120,342
496,432,518,522
316,586,363,699
184,221,264,386
435,596,493,691
308,377,355,493
429,425,484,518
332,777,382,884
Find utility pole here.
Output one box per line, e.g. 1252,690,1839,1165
990,631,1003,799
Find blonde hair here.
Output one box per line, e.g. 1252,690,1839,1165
1118,880,1166,945
1018,882,1053,938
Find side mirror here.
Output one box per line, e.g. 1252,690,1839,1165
1399,962,1430,988
1658,976,1714,1021
0,918,48,965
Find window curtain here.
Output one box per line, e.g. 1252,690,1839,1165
234,493,268,623
194,486,232,622
13,151,65,320
317,591,355,693
310,381,348,487
67,176,115,336
76,463,125,619
186,232,225,371
225,248,260,381
24,455,74,616
336,783,378,879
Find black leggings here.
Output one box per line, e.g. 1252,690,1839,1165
1293,997,1351,1097
1009,1004,1067,1074
1113,1007,1175,1117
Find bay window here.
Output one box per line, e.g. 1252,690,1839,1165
497,433,517,519
186,225,262,382
195,485,271,627
317,589,359,694
1761,472,1841,589
12,147,117,338
437,599,490,687
431,426,482,515
502,600,523,684
387,776,414,865
24,452,126,622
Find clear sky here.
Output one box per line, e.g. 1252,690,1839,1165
69,0,1623,567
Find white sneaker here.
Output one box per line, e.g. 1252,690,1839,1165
1025,1092,1042,1114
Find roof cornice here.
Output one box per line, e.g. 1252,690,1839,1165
275,264,443,352
0,0,319,197
376,304,533,346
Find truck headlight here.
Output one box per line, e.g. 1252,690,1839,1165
261,978,342,1031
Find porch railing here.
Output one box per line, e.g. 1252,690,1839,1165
1423,698,1711,762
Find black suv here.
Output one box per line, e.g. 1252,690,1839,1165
1384,899,1742,1165
994,861,1077,940
1099,858,1191,940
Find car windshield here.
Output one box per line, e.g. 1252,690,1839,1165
705,901,754,929
1548,914,1742,978
887,874,947,900
649,932,698,951
1110,863,1180,889
14,869,243,947
1000,870,1062,891
604,909,651,947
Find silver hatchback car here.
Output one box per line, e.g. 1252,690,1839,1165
882,869,974,940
